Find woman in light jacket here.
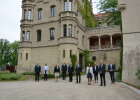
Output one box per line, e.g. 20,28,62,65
43,63,49,81
86,64,93,85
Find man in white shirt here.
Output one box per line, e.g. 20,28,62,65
43,63,49,81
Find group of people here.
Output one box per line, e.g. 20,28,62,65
34,60,116,86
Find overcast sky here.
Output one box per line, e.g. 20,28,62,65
0,0,99,42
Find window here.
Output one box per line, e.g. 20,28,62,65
37,30,41,42
107,23,110,26
51,5,56,17
24,9,27,19
63,24,67,37
50,28,55,40
68,24,72,36
98,22,102,28
25,31,30,42
64,0,68,11
20,53,22,60
26,53,28,60
68,0,72,11
38,8,42,20
63,50,65,58
22,31,25,41
63,24,72,37
70,50,72,57
27,9,32,20
82,35,84,46
64,0,72,11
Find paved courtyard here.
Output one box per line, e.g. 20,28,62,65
0,74,140,100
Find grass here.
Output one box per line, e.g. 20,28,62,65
0,71,86,81
0,73,22,81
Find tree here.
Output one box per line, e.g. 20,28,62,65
98,0,121,25
70,54,77,67
83,50,90,68
10,41,19,66
0,39,19,66
0,39,11,66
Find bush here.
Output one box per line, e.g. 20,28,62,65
22,72,35,75
136,68,140,80
116,67,122,82
70,54,77,67
0,73,22,80
0,70,10,74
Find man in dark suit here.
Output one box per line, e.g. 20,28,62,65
99,60,106,86
76,63,82,84
68,64,74,82
61,63,67,80
108,61,116,84
35,63,41,82
93,62,99,83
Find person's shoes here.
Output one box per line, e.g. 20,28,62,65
99,85,102,86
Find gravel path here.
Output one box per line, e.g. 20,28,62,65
0,74,140,100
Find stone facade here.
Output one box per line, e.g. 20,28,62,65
118,0,140,85
17,0,121,73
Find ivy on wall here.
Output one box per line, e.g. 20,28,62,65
77,0,96,28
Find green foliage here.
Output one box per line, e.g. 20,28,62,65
10,41,19,66
120,34,123,66
116,67,122,82
88,61,94,66
83,50,90,67
0,70,10,74
0,39,11,66
99,0,121,25
70,54,77,67
0,73,22,80
136,69,140,80
78,0,96,28
0,39,19,66
22,72,35,75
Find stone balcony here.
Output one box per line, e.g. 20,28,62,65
21,19,33,25
58,37,78,45
90,45,121,51
59,11,77,19
19,42,32,48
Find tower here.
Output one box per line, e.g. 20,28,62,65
17,0,85,72
118,0,140,85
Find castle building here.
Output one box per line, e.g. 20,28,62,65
17,0,121,72
118,0,140,85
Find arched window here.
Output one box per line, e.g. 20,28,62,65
50,5,56,17
50,28,55,40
